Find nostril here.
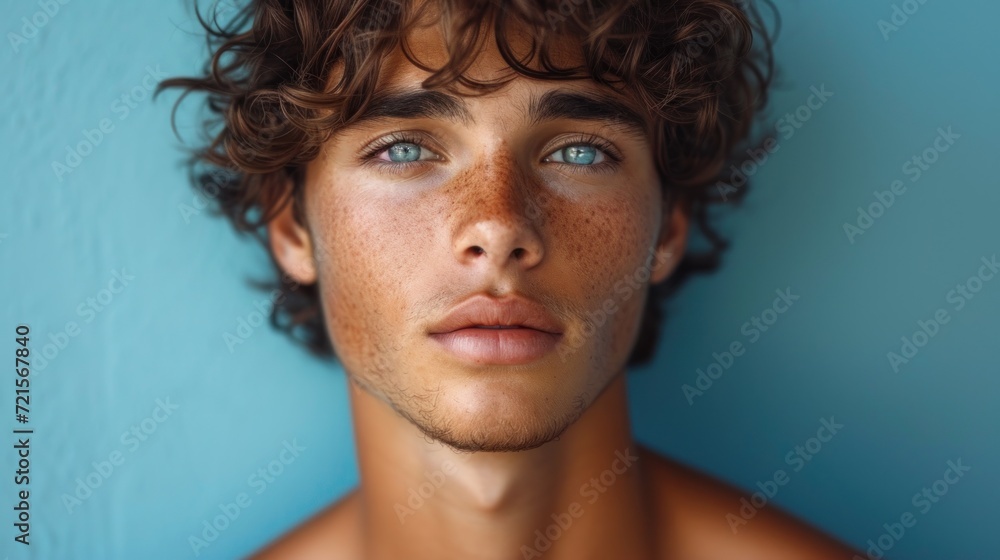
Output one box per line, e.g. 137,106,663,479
512,247,525,259
471,246,485,256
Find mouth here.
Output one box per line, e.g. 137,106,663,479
427,294,565,365
429,326,562,365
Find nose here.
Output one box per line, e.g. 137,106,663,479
451,152,545,272
456,221,544,269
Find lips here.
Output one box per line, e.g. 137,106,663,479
427,294,564,335
427,294,564,365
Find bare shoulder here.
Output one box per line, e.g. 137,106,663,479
637,445,861,560
248,488,361,560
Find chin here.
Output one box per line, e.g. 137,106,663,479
402,376,590,453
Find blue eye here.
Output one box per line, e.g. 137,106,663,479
360,135,442,173
548,144,604,165
362,132,621,176
373,140,440,165
385,142,424,163
543,134,621,174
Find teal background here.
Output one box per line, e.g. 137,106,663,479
2,0,997,558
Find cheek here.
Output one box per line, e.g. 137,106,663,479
561,192,657,302
305,185,430,369
553,192,658,361
572,206,641,277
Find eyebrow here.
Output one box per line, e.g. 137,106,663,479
344,87,650,138
348,89,476,126
527,89,649,138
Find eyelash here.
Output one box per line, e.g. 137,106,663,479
360,132,622,175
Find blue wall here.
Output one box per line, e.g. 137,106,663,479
1,1,996,558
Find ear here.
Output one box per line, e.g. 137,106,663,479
267,193,317,285
649,199,689,285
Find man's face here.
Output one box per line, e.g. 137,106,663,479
271,9,685,452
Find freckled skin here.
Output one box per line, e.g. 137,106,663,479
292,12,667,451
310,129,660,451
254,3,862,559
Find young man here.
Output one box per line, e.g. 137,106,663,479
161,0,860,557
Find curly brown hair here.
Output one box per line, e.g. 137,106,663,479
157,0,776,367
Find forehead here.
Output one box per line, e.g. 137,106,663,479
348,10,650,137
381,5,576,84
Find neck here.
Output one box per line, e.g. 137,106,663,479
348,371,659,560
